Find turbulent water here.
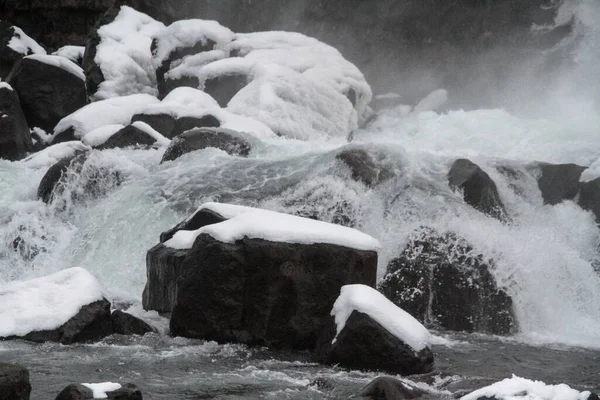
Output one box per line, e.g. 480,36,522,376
2,0,600,398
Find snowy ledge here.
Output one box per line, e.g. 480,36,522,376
0,267,105,337
164,202,381,252
331,284,431,352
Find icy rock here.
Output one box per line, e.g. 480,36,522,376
0,363,31,400
0,21,45,79
0,82,31,160
355,376,427,399
55,382,142,400
578,177,600,222
534,162,586,205
315,285,433,375
160,127,252,163
111,310,155,336
6,55,87,133
336,147,394,188
379,229,515,335
448,158,508,221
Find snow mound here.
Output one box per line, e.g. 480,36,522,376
8,26,46,56
92,6,165,100
460,375,593,400
165,203,381,251
52,45,84,64
331,284,431,351
131,121,171,146
0,267,105,337
21,141,90,168
580,158,600,182
24,54,85,80
53,94,159,141
82,124,125,147
82,382,122,399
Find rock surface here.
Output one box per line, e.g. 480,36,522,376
355,376,427,399
111,310,155,336
96,124,157,150
0,83,31,160
55,382,142,400
578,177,600,222
0,363,31,400
37,153,87,204
535,162,586,205
336,147,394,188
160,127,251,163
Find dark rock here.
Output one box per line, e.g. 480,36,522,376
0,363,31,400
55,382,142,400
131,112,176,137
316,311,433,375
0,21,39,80
587,394,600,400
37,153,86,204
308,377,336,391
0,83,31,160
52,126,77,144
336,148,394,188
96,124,157,150
111,310,155,336
160,127,251,163
19,299,113,344
170,115,221,138
159,207,227,243
105,383,143,400
379,229,515,335
578,177,600,222
159,75,200,102
448,159,508,221
6,56,87,133
535,162,586,205
355,376,427,399
203,73,249,108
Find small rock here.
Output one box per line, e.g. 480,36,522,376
0,363,31,400
96,124,157,150
336,148,394,188
160,127,251,163
55,383,142,400
355,376,426,399
111,310,155,336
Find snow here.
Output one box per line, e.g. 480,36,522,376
165,203,381,251
30,127,52,144
460,375,593,400
92,6,165,100
7,26,46,56
131,121,171,146
330,284,431,351
0,267,105,337
53,94,159,140
0,82,13,91
412,89,448,114
81,382,122,399
24,54,85,80
21,141,90,169
580,158,600,182
82,124,125,147
52,45,84,63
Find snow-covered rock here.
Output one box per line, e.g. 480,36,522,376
355,376,427,400
0,267,113,344
52,94,159,143
6,54,87,133
0,363,31,400
144,202,378,349
95,122,169,150
0,82,31,160
0,21,45,79
55,382,142,400
315,284,434,375
52,45,85,66
160,127,252,163
21,141,90,169
461,375,596,400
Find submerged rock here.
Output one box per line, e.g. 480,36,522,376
55,382,142,400
379,229,515,335
336,147,394,188
535,162,586,205
111,310,155,336
37,153,87,204
96,124,157,150
0,363,31,400
0,83,31,160
355,376,427,399
160,127,251,163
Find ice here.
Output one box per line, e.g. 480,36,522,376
165,203,381,251
7,26,45,55
460,375,593,400
24,54,85,80
53,94,159,141
20,141,90,168
331,284,431,351
0,267,105,337
82,124,125,147
52,45,84,63
81,382,122,399
92,6,165,100
131,121,171,146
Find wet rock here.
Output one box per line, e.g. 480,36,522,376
131,112,176,137
171,115,221,137
6,55,87,133
448,158,508,221
111,310,155,336
0,83,31,160
0,363,31,400
316,311,434,375
535,162,586,205
37,153,86,204
354,376,427,399
160,127,251,163
55,382,142,400
96,124,157,150
0,21,43,80
379,229,515,335
105,383,143,400
579,177,600,222
336,148,394,188
159,207,227,243
203,73,249,107
22,299,113,344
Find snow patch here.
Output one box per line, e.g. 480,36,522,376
0,267,105,337
82,124,125,147
21,141,90,169
0,82,13,91
165,203,381,251
7,26,46,56
580,158,600,182
331,284,431,352
24,54,85,80
460,375,593,400
81,382,122,399
52,45,84,63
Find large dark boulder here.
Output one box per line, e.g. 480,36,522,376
96,124,157,150
111,310,155,336
448,158,508,221
0,83,31,160
379,229,515,335
535,162,586,205
160,127,251,163
0,363,31,400
354,376,427,399
336,147,394,188
55,382,142,400
316,310,433,375
6,56,87,133
578,177,600,222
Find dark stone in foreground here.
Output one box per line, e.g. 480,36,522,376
316,311,433,375
380,229,515,335
0,363,31,400
355,376,427,399
160,127,251,163
579,177,600,222
55,383,142,400
20,299,113,344
111,310,155,336
96,124,157,150
0,84,31,160
536,162,586,205
448,158,508,221
336,148,394,188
